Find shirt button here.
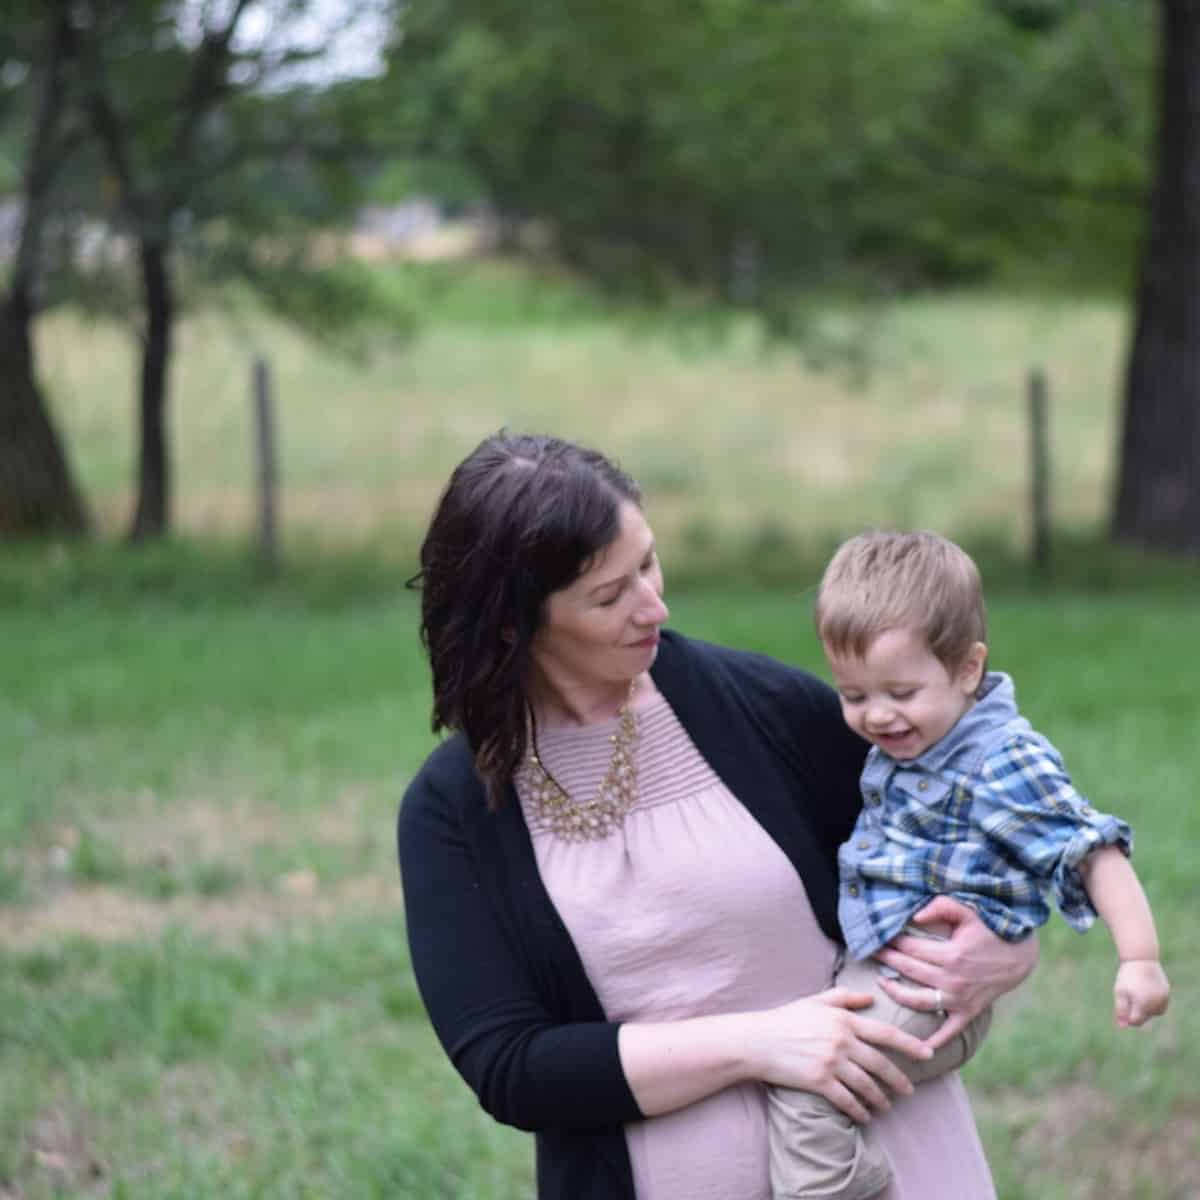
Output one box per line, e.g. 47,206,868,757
857,840,870,850
917,779,929,792
867,791,880,805
848,884,860,897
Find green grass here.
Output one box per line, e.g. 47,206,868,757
8,272,1198,1194
1,575,1196,1198
35,262,1135,584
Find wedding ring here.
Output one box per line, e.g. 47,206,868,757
933,988,947,1017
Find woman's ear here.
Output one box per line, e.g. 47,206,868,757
959,641,988,695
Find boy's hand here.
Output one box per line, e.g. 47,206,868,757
1114,959,1170,1027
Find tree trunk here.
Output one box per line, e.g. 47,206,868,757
0,2,89,537
0,292,90,536
129,239,173,541
1112,0,1200,554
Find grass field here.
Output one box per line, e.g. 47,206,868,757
5,272,1197,1196
36,262,1131,580
1,569,1196,1199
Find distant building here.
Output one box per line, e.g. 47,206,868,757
349,199,498,262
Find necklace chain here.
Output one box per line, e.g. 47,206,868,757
520,685,640,841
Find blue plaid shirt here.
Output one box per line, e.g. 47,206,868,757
838,672,1133,960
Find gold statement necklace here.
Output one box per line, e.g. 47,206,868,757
523,682,640,841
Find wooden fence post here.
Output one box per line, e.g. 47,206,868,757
1028,367,1051,580
253,356,279,574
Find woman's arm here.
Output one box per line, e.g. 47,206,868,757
872,896,1039,1051
620,988,934,1125
401,750,935,1134
398,763,640,1132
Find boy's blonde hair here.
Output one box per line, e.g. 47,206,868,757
815,530,986,670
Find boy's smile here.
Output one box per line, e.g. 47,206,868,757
825,629,987,762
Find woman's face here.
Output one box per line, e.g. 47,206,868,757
530,502,670,695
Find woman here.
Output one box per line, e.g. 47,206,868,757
398,432,1036,1200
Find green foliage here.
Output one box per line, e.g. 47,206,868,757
367,157,485,211
0,2,395,329
196,249,414,361
383,0,1154,295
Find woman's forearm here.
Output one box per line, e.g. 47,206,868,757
619,992,931,1123
618,1012,752,1116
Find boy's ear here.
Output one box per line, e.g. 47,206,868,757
959,642,988,694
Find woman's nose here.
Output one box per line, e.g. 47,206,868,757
636,578,669,625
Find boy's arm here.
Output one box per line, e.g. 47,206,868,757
1079,847,1171,1027
973,733,1168,1026
1079,846,1160,961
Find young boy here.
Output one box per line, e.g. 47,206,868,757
767,530,1170,1200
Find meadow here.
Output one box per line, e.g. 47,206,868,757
3,269,1197,1197
36,261,1132,574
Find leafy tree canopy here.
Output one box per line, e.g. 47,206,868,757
381,0,1154,302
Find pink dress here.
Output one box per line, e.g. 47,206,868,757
518,691,995,1200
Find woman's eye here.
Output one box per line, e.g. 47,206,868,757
597,591,621,608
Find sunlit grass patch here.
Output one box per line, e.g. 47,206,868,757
38,276,1129,579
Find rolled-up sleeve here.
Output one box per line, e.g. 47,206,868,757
973,734,1133,932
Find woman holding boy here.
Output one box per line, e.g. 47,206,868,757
398,431,1042,1199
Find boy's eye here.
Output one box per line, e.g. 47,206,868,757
889,689,916,701
840,694,864,705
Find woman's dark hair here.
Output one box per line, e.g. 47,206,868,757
410,431,642,808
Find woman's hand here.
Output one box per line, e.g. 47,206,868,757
621,987,933,1123
872,896,1039,1051
744,988,934,1124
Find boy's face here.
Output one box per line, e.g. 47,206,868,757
824,628,987,762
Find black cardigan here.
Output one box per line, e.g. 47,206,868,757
396,630,867,1200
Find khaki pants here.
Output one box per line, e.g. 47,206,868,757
767,941,992,1200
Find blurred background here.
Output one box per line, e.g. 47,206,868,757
2,2,1198,1197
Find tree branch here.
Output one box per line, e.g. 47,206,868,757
211,132,417,176
902,135,1145,209
11,0,74,303
1082,0,1138,136
170,0,255,205
70,3,144,229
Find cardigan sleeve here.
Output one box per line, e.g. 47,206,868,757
397,750,644,1134
785,671,869,863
